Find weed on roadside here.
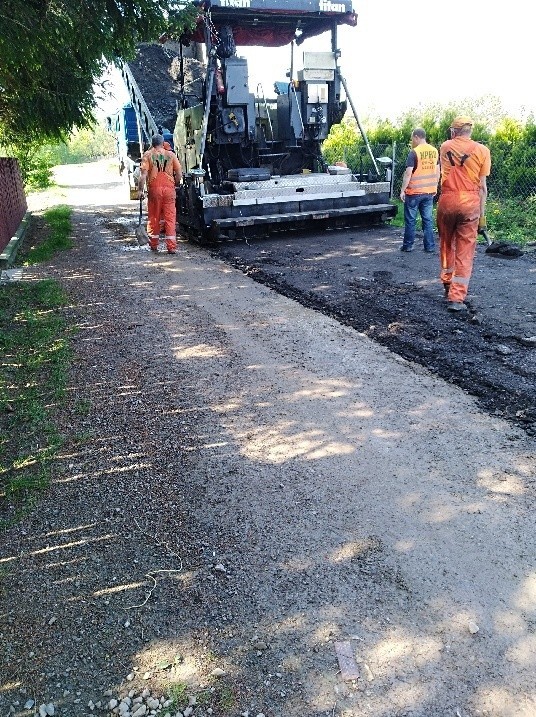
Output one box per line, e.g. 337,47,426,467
72,429,94,444
486,196,536,246
0,278,71,529
216,685,236,712
167,683,188,711
74,398,92,416
166,682,236,715
0,566,9,593
23,205,73,265
0,205,76,528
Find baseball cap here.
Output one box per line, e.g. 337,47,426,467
450,116,473,129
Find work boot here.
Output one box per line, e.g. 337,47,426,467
400,245,414,252
447,301,467,312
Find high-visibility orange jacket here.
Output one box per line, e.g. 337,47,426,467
140,148,182,188
405,143,439,195
439,137,491,193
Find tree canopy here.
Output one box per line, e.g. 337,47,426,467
0,1,198,144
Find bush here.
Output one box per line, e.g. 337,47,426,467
1,142,56,191
322,121,361,168
323,100,536,243
486,196,536,246
47,123,116,165
0,121,117,192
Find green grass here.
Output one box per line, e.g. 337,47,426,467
390,194,534,246
0,206,74,529
486,196,536,246
390,199,404,228
388,198,438,229
167,683,188,711
217,686,236,711
0,279,71,528
195,690,212,706
0,566,9,595
166,683,236,714
24,205,73,264
74,398,92,416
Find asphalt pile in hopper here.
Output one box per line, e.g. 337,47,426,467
126,42,205,133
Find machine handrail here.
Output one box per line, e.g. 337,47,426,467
118,61,159,145
256,83,274,143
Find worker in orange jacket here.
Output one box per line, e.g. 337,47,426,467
437,116,491,311
399,127,440,252
137,135,182,254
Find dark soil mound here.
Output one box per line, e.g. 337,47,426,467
126,43,205,132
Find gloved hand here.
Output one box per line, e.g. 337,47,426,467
478,215,487,235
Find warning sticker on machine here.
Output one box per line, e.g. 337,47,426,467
219,0,251,7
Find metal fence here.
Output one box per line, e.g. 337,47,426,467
358,142,427,198
345,141,536,204
327,138,536,242
0,157,27,253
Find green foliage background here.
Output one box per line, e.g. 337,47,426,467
2,122,117,190
323,97,536,199
0,1,198,144
322,97,536,244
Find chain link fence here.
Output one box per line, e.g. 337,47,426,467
337,140,536,199
333,140,536,243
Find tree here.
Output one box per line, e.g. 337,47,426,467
0,1,198,144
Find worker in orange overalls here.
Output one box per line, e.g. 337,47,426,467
137,135,182,254
437,116,491,311
158,142,175,236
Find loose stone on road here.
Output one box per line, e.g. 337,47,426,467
1,160,534,717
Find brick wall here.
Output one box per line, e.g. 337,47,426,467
0,158,27,253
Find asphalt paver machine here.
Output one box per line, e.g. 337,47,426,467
136,0,398,242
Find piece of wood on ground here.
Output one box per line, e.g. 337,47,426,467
334,640,360,681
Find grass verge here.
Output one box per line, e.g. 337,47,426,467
389,198,438,229
391,195,533,247
486,196,536,246
24,205,73,264
0,206,73,529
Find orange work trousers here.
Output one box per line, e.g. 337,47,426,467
436,190,480,303
147,175,177,252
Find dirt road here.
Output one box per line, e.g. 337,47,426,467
1,161,535,717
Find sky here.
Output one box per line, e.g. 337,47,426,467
100,0,536,124
239,0,536,122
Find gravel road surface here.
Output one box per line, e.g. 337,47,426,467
1,161,534,717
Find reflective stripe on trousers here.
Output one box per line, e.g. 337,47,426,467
437,191,479,302
147,176,177,251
